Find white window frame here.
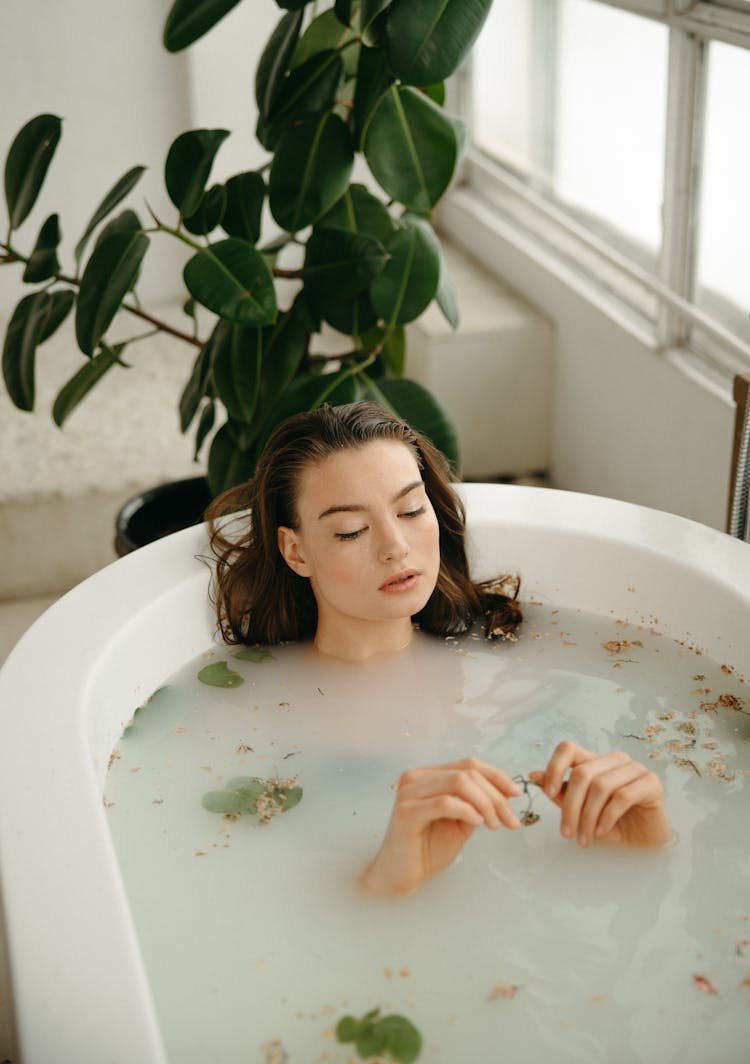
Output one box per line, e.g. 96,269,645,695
448,0,750,382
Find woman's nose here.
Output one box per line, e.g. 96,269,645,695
379,520,409,562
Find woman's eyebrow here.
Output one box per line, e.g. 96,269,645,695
317,480,424,520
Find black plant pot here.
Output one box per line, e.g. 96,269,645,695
114,476,213,556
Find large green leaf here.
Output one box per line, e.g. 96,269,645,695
165,129,229,218
183,238,277,325
207,421,258,495
256,296,309,414
212,323,263,424
352,45,395,146
163,0,243,51
22,213,61,283
75,231,150,356
4,114,62,231
385,0,494,84
319,183,395,244
364,85,458,209
255,369,358,453
368,376,459,467
402,208,458,327
74,165,146,266
369,219,440,325
303,226,388,309
255,10,305,118
222,171,265,243
269,113,353,232
52,341,123,427
261,50,345,149
2,291,51,410
323,291,377,335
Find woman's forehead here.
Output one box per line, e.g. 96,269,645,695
295,440,423,511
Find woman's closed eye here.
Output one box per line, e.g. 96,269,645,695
401,505,426,519
335,527,367,541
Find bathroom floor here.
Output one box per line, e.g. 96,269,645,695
0,594,60,667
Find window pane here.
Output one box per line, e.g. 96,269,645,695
694,40,750,346
472,0,668,268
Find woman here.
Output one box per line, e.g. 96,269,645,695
207,401,670,895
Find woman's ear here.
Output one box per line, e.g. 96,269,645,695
277,526,311,577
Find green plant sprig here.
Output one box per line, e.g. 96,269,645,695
336,1007,422,1063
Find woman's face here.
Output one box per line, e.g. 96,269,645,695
277,440,441,659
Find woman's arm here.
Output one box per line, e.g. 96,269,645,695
360,757,522,896
529,741,671,848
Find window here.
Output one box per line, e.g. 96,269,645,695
464,0,750,375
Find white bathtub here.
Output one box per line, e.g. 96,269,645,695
0,483,748,1064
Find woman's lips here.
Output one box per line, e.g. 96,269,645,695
379,570,420,593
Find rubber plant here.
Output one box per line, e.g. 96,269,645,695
0,0,494,496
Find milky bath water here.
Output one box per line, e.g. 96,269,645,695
105,604,750,1063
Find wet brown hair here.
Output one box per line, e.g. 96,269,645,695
206,401,522,646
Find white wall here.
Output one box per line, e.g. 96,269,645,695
439,193,735,531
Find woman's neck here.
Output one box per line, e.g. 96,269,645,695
313,616,415,662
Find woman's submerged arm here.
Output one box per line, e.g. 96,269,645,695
529,741,671,848
359,758,522,896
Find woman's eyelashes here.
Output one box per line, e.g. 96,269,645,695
334,506,427,541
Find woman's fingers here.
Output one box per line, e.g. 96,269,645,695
531,742,669,847
395,759,522,831
565,759,648,845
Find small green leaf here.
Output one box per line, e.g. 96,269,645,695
356,1025,388,1057
183,238,277,325
278,785,303,811
163,0,243,51
52,341,123,427
4,114,62,231
183,183,227,236
74,165,146,266
193,401,216,460
269,112,354,232
385,0,493,85
255,10,305,118
39,289,75,343
165,129,229,218
233,646,274,662
201,790,251,815
335,1016,362,1043
2,291,52,410
222,171,265,243
377,1014,422,1063
22,213,61,282
197,660,245,687
75,231,150,356
179,323,223,432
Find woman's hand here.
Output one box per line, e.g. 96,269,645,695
529,741,671,848
360,758,522,896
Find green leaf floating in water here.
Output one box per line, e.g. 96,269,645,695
202,775,303,821
197,660,245,687
336,1007,422,1063
233,646,274,663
